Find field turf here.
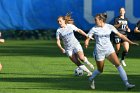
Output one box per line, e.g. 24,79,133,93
0,40,139,93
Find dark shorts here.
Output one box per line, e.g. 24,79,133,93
113,35,127,44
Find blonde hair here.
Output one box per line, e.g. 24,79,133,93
65,12,74,24
57,12,74,24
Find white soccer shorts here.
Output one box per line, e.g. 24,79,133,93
66,44,83,57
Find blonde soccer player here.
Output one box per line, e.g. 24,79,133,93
85,13,138,90
56,15,94,76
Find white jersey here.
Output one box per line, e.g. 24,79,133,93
88,24,118,61
56,24,80,50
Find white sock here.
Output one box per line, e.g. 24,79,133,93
117,65,129,85
84,57,92,65
90,70,101,80
79,65,91,73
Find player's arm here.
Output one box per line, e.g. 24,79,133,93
56,38,65,53
115,32,139,45
114,23,122,28
125,25,131,32
76,29,88,38
134,27,140,33
85,37,90,48
114,18,122,28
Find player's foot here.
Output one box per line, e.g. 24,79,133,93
90,79,95,89
89,64,94,70
87,72,92,76
121,60,126,67
126,83,135,90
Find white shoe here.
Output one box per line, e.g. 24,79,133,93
87,72,92,76
90,79,95,89
126,83,135,90
121,60,126,67
89,64,94,70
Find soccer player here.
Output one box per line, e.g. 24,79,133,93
0,32,4,71
134,20,140,33
113,7,131,66
56,15,94,76
85,13,138,90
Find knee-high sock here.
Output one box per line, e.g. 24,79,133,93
117,65,129,85
84,57,92,65
90,70,101,80
79,65,91,73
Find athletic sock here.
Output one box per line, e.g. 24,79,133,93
84,57,91,65
89,70,101,80
79,65,91,73
117,65,129,85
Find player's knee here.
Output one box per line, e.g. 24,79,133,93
123,51,128,56
79,56,85,62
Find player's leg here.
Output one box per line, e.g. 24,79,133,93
121,41,129,66
115,43,121,56
69,53,81,66
74,44,94,70
89,60,104,89
114,37,121,56
107,52,135,89
69,53,92,76
0,63,2,71
77,51,94,70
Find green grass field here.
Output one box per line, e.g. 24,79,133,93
0,40,139,93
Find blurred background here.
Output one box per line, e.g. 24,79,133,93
0,0,139,40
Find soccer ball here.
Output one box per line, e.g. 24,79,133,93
74,67,83,76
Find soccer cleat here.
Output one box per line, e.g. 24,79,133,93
87,72,92,76
90,79,95,89
126,83,135,90
89,64,94,70
121,60,126,67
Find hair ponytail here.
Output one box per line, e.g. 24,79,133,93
96,13,107,22
64,12,74,24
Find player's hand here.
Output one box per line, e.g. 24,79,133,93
132,42,139,46
61,48,66,54
85,45,88,49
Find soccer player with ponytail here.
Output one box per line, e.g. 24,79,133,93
85,13,138,90
56,13,94,76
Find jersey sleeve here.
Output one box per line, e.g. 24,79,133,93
56,29,60,39
87,28,94,39
68,24,79,32
108,24,118,34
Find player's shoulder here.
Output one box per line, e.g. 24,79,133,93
105,23,114,27
56,27,61,32
90,26,97,30
105,23,116,30
67,24,75,27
